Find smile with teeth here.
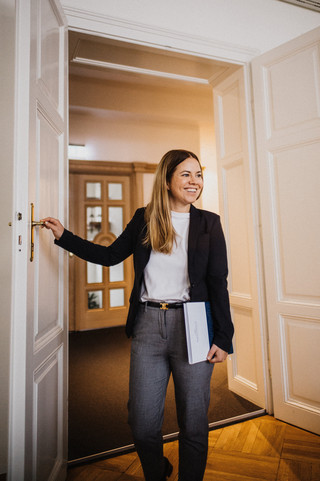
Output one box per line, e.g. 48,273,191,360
186,188,197,192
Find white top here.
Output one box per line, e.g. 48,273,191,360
140,211,190,303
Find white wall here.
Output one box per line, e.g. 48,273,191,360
69,110,201,164
0,0,15,474
69,75,220,212
62,0,320,57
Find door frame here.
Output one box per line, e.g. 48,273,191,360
9,1,32,478
66,22,271,410
8,11,271,479
212,68,271,410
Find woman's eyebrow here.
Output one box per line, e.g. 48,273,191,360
180,170,202,174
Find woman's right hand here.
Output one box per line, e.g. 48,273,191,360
41,217,65,240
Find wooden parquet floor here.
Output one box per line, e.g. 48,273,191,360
66,415,320,481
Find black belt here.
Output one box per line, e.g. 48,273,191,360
140,301,184,310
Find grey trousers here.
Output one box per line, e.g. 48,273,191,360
128,304,214,481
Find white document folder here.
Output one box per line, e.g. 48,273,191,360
183,302,210,364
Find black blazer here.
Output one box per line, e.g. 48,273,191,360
56,205,234,352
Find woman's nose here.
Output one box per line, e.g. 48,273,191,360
189,175,199,184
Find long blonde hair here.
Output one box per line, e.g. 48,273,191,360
144,150,202,254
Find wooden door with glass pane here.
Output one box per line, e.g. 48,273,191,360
72,174,133,330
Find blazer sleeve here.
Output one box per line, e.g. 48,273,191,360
54,208,143,266
206,216,234,352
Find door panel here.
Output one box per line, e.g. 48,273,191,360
272,145,319,300
9,0,68,479
71,173,133,331
213,69,267,407
36,110,61,341
262,44,319,136
252,26,320,433
34,348,61,481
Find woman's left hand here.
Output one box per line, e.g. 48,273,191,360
207,344,228,363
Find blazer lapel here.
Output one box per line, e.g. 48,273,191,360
188,204,202,279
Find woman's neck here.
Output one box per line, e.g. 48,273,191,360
169,201,191,213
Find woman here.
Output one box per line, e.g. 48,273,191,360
43,149,233,481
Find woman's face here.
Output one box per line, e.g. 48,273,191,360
167,157,203,212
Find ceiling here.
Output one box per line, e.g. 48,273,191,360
69,31,238,90
279,0,320,12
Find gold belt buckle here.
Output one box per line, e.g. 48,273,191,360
160,302,168,310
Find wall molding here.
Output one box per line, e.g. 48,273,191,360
71,57,211,84
62,6,260,64
69,159,156,175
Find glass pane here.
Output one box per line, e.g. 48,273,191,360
110,288,125,308
88,290,103,309
109,262,124,283
87,262,103,284
87,206,102,241
108,207,123,238
108,183,122,200
86,182,101,199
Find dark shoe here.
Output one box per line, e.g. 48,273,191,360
162,457,173,480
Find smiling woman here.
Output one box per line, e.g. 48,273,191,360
43,149,234,481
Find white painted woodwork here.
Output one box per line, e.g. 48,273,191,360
213,69,268,408
68,32,235,84
9,0,68,479
1,0,15,474
252,26,320,434
61,0,320,59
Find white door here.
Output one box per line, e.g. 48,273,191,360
252,26,320,434
9,0,68,480
213,69,269,409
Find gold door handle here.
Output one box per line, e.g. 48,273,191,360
32,221,45,227
30,203,44,262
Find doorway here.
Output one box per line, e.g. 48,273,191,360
67,31,265,462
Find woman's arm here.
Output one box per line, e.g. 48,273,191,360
42,209,143,267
